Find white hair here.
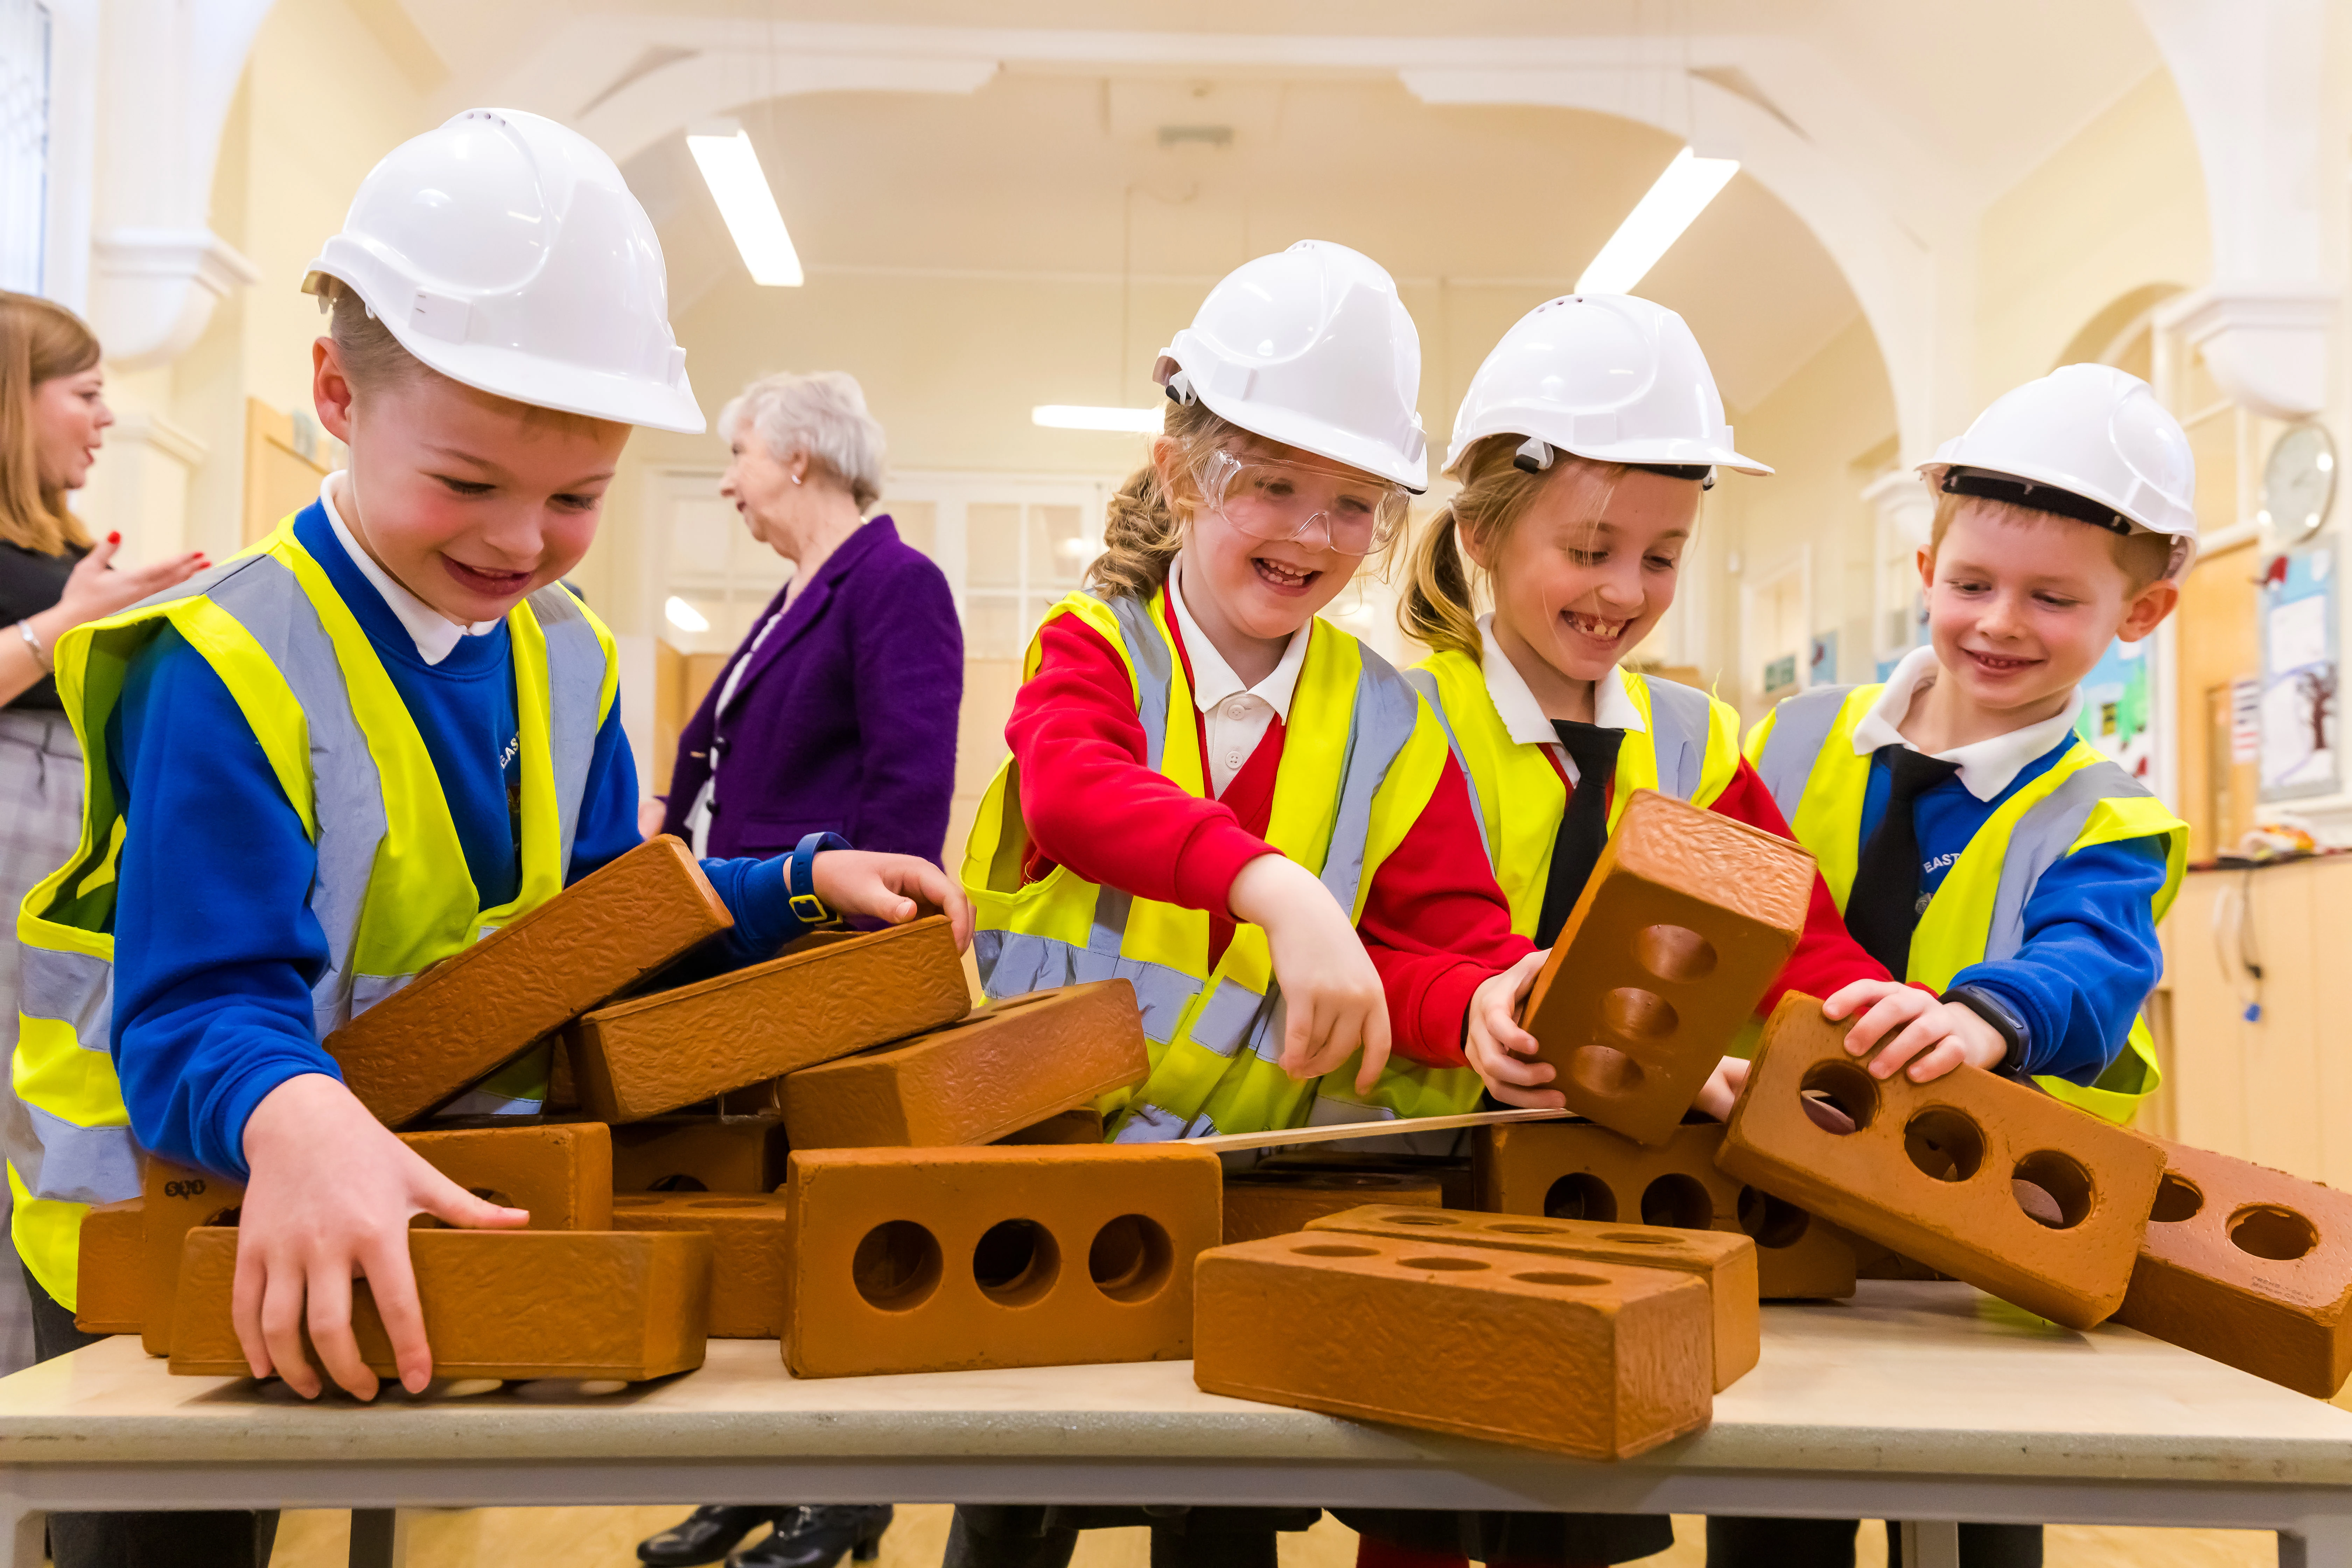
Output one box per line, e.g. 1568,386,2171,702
718,370,888,511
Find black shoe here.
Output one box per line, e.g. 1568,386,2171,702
640,1505,778,1566
729,1505,894,1568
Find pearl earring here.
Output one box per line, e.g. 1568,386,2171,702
791,474,802,485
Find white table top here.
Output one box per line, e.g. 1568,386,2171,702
2,1284,2348,1488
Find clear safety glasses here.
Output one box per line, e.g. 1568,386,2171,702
1196,450,1412,559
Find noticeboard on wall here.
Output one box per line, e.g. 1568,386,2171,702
2076,636,2155,784
2258,541,2339,802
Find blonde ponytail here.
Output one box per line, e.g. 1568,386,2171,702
1085,397,1243,601
1401,503,1483,660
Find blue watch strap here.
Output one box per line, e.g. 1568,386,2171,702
790,832,853,925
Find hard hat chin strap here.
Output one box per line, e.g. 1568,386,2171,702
1514,436,1717,490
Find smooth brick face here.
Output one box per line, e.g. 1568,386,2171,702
1194,1231,1712,1459
613,1193,791,1339
997,1107,1107,1146
1718,996,2165,1329
1222,1170,1443,1245
1475,1120,1854,1300
75,1198,146,1335
2113,1140,2352,1396
611,1116,790,1193
1519,791,1812,1146
140,1160,244,1356
783,982,1147,1150
1304,1204,1758,1391
784,1144,1221,1377
400,1124,613,1230
169,1228,712,1380
324,837,732,1127
1256,1152,1477,1210
571,917,971,1122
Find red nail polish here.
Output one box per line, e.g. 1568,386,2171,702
107,531,120,544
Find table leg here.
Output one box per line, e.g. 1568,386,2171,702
349,1508,407,1568
2281,1518,2352,1568
1897,1520,1959,1568
0,1505,37,1568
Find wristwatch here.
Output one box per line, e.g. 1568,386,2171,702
1943,985,2026,1069
789,831,853,926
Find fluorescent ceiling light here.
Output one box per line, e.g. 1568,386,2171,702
664,595,711,634
1575,147,1740,296
1032,405,1164,434
686,126,804,287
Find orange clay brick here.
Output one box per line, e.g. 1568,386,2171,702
783,1144,1221,1377
1221,1170,1443,1245
1256,1152,1477,1210
1304,1203,1758,1391
997,1106,1107,1146
782,982,1146,1151
1194,1231,1712,1459
399,1122,612,1230
2113,1140,2352,1397
1518,790,1812,1146
570,917,970,1123
140,1160,244,1357
75,1198,146,1335
1475,1119,1854,1301
612,1192,791,1339
324,837,732,1127
168,1227,712,1381
611,1116,790,1193
1718,995,2165,1330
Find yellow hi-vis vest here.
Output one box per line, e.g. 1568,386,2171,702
1745,683,2186,1124
1404,651,1743,937
961,586,1478,1140
11,513,616,1306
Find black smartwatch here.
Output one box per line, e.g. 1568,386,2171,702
1943,985,2026,1069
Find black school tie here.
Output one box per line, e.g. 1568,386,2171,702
1535,721,1626,947
1844,745,1963,979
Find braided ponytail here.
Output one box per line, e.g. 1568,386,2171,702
1085,397,1241,601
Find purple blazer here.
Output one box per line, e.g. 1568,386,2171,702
660,516,963,864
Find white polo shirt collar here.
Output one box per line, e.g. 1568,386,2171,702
1169,555,1309,720
1849,644,2085,802
322,474,501,666
1477,614,1647,743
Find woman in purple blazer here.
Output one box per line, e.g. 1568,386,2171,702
640,371,956,1568
653,370,961,867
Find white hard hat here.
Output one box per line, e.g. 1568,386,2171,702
1922,363,2196,579
303,107,704,434
1154,240,1429,492
1445,293,1769,483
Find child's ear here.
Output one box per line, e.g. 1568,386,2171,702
1914,546,1934,589
2115,577,2180,643
313,337,358,445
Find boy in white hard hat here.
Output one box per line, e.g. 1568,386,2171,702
12,108,965,1565
1717,363,2194,1567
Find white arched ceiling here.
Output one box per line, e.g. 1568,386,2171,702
468,18,1974,461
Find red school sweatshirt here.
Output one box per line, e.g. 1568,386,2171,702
1004,611,1533,1070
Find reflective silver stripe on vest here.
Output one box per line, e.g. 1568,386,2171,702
1403,666,1490,858
1103,593,1173,773
1641,676,1711,800
532,584,606,872
6,946,132,1205
1752,684,1856,822
1983,758,2147,962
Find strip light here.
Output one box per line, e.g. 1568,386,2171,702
686,126,804,288
1575,147,1740,296
1032,405,1164,434
664,596,710,634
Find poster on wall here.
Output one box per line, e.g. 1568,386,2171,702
2076,637,2154,782
2258,542,2339,801
1809,631,1839,688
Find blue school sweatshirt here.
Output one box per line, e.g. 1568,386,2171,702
104,502,813,1179
1857,739,2168,1086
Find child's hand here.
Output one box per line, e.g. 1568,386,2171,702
234,1074,528,1400
811,850,975,951
1227,854,1390,1094
1465,950,1560,1108
1692,1054,1751,1121
1823,980,2008,1083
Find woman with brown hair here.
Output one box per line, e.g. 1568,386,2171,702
0,292,205,1374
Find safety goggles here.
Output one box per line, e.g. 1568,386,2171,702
1196,450,1412,558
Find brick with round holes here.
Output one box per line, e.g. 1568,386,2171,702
324,836,734,1127
781,981,1147,1151
783,1144,1222,1377
2112,1139,2352,1397
611,1115,790,1193
1302,1204,1758,1390
1518,790,1813,1146
569,916,971,1123
1194,1231,1713,1458
1474,1120,1855,1300
75,1198,146,1335
1717,994,2165,1329
168,1227,712,1381
613,1192,791,1338
1222,1170,1444,1245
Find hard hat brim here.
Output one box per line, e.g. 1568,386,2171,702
1445,418,1772,480
1916,457,2191,540
1187,378,1430,493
